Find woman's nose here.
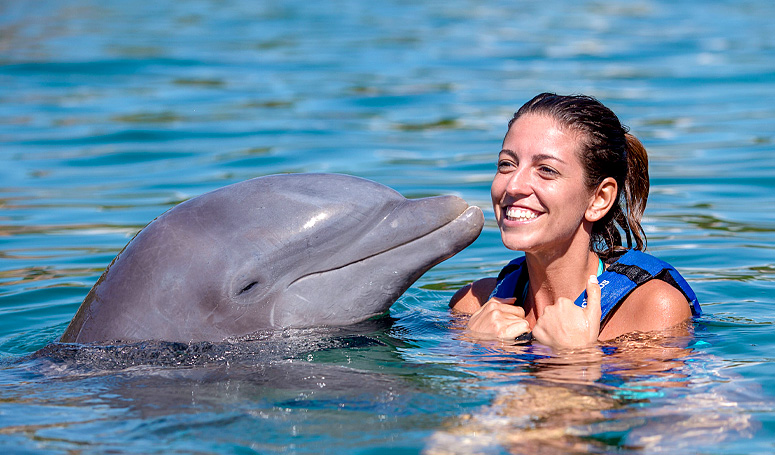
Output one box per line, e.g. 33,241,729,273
506,168,531,196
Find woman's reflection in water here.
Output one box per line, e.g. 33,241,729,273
427,322,753,454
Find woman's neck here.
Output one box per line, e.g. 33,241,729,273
522,246,601,326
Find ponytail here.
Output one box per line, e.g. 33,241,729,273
622,133,649,251
590,131,650,258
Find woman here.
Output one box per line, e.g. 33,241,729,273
450,93,701,348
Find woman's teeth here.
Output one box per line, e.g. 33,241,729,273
506,207,537,221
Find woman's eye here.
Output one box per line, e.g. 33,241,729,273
497,160,515,171
538,165,559,176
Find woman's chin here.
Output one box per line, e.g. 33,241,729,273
499,236,531,252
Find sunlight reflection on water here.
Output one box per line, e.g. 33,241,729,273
1,0,774,453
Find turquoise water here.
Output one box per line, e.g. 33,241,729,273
2,0,774,453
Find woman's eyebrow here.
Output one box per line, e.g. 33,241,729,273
499,149,567,164
533,153,567,164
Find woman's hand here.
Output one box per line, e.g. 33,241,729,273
466,297,531,340
532,275,602,348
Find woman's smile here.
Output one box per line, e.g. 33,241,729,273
504,205,540,223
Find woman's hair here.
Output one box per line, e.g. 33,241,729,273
508,92,649,257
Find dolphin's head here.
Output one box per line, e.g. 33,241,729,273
61,174,484,343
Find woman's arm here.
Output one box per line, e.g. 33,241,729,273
449,277,497,314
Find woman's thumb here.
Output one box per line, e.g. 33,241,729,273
585,275,602,322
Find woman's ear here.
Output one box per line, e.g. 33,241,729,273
586,177,618,222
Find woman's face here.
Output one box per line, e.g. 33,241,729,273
491,113,595,255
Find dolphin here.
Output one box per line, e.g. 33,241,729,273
60,173,483,343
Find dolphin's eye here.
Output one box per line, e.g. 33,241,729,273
238,281,259,296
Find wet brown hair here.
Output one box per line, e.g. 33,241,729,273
508,92,649,257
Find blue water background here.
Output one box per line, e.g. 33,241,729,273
1,0,774,453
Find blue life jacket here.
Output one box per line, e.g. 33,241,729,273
489,249,702,324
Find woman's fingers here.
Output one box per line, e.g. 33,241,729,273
500,317,531,339
469,314,530,339
467,298,530,339
585,274,602,322
485,297,525,317
486,316,530,339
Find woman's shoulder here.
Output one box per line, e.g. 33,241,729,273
449,278,497,314
599,278,692,340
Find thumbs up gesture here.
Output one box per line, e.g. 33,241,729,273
532,275,602,348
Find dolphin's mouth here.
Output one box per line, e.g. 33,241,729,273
287,204,484,288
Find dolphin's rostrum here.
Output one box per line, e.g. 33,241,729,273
61,173,484,343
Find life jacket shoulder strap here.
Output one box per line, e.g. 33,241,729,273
490,256,527,301
578,250,702,321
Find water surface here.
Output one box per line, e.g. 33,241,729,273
1,0,774,453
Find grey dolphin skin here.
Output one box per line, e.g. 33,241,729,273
61,173,484,343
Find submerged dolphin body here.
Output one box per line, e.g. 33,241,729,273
61,173,484,343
